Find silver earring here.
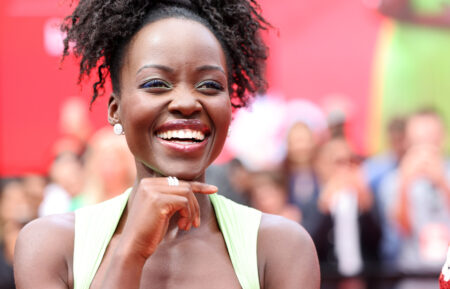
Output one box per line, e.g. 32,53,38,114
113,123,124,135
227,127,232,138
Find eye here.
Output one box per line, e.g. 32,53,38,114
140,79,172,91
196,80,224,94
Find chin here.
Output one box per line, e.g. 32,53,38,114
167,163,208,181
141,160,207,181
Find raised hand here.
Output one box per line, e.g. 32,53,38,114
118,178,218,260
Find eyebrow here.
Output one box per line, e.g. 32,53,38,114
136,64,174,75
196,65,226,75
136,64,226,76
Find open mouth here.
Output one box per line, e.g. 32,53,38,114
156,129,206,144
154,120,211,147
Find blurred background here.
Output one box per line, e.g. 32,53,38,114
0,0,449,289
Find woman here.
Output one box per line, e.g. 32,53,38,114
14,1,319,288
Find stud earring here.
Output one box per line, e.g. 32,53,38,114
113,123,124,135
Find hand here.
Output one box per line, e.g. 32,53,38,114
318,165,371,213
400,144,444,185
118,178,218,260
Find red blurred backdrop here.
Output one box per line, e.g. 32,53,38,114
0,0,381,176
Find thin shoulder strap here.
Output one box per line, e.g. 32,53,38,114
73,189,131,289
209,193,262,289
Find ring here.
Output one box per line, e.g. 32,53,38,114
167,176,179,186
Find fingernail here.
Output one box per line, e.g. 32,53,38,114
194,217,200,227
208,185,218,191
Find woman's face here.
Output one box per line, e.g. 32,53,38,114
110,17,232,181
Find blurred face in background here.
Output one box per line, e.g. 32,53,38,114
387,117,407,159
22,175,47,218
287,122,315,169
0,181,33,262
250,173,287,214
314,138,353,184
85,128,136,198
405,113,445,151
0,181,32,223
49,152,84,197
59,97,92,142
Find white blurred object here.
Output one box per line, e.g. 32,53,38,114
331,190,363,276
39,184,71,217
442,246,450,282
44,17,65,57
226,97,327,170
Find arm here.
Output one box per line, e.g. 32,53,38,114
377,0,450,28
14,214,74,289
258,214,320,289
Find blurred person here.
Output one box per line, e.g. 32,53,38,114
0,181,33,289
249,171,301,222
369,0,450,153
71,127,135,209
284,122,322,235
21,174,47,219
378,108,450,278
206,158,251,205
38,151,84,216
313,138,381,283
52,97,93,157
0,181,32,227
363,116,407,253
364,116,407,199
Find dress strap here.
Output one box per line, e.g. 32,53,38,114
73,189,131,289
209,193,262,289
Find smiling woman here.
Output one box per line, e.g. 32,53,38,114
13,1,320,289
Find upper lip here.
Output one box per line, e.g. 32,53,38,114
155,119,211,135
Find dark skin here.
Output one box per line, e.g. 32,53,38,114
14,18,320,289
377,0,450,28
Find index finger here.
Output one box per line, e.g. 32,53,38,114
188,182,218,194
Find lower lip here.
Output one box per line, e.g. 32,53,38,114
156,137,209,154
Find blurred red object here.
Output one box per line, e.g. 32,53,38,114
440,273,449,289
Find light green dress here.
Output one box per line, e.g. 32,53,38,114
371,0,450,151
73,189,262,289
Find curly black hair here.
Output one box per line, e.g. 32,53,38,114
61,0,271,109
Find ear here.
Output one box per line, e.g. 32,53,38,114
108,93,120,125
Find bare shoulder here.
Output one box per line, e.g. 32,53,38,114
257,213,320,289
15,213,75,289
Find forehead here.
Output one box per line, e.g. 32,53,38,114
124,17,227,73
407,115,443,134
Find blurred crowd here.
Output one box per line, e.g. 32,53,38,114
207,104,449,289
0,97,449,289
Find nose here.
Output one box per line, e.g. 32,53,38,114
167,88,202,116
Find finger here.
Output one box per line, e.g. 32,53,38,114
158,185,197,230
185,189,197,230
142,177,218,194
159,194,191,219
189,182,218,194
160,195,191,231
193,192,201,227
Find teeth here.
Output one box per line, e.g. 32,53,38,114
157,129,205,141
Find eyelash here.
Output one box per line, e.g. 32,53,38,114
140,79,171,89
139,79,224,93
197,81,224,91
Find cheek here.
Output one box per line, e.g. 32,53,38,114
213,97,232,135
119,95,159,154
208,96,232,156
